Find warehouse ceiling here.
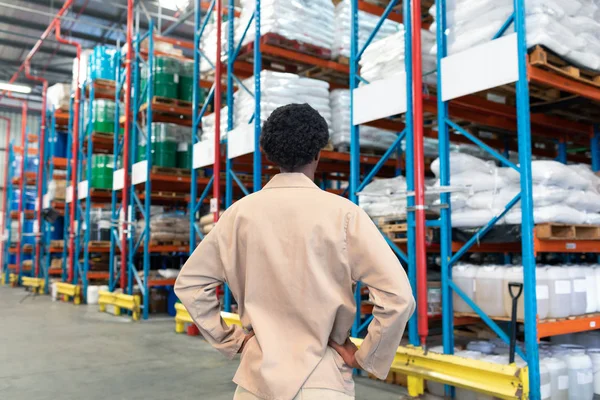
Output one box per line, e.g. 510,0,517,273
0,0,196,95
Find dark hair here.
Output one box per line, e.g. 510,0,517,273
260,103,329,170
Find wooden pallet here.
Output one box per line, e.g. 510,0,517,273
149,96,192,108
50,240,64,248
336,56,349,66
536,223,600,241
89,241,111,247
150,166,190,176
239,33,332,61
149,240,189,247
530,45,600,88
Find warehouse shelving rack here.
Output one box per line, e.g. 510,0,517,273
1,143,16,285
425,0,600,398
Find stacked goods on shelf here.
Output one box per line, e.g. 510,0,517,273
138,123,192,169
142,56,181,100
72,49,93,91
50,130,69,158
200,19,233,73
179,60,205,104
176,126,193,169
360,29,437,84
198,211,223,235
88,45,118,81
135,207,190,243
47,83,71,111
329,89,398,151
48,172,67,201
332,0,402,59
12,153,39,177
89,99,118,134
89,207,111,241
82,154,114,190
358,175,407,217
428,0,600,72
201,106,228,142
430,153,600,227
236,0,335,55
230,71,332,136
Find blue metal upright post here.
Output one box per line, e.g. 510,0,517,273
514,0,540,395
17,136,29,283
557,139,567,164
2,145,14,284
253,0,262,193
82,81,96,302
190,0,202,252
436,0,454,359
592,125,600,172
62,97,74,283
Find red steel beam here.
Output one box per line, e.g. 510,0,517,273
411,0,429,345
55,21,81,284
15,101,27,277
0,116,10,277
24,62,48,278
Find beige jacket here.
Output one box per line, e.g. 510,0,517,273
175,173,415,400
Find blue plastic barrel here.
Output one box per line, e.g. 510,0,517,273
10,189,20,211
8,254,16,265
52,132,68,158
24,187,36,211
23,220,35,245
89,46,117,81
12,154,22,178
50,217,64,241
26,156,38,174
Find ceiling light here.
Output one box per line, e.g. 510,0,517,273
0,82,32,94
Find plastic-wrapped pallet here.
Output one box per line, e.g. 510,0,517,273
234,71,332,131
47,83,71,111
428,0,600,72
432,152,600,227
200,20,234,74
236,0,335,53
359,29,437,84
358,175,408,217
332,0,402,59
201,106,229,142
329,89,398,150
136,208,190,243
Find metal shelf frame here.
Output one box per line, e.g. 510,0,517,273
348,0,420,345
433,1,600,398
1,144,16,284
61,97,75,283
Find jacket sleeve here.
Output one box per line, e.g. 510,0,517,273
346,208,416,379
174,222,245,359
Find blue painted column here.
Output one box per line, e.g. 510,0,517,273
591,125,599,172
557,139,567,164
514,0,540,397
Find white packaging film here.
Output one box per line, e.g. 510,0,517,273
428,0,600,72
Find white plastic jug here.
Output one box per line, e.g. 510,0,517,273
594,266,600,312
537,267,550,320
542,356,569,400
452,264,477,313
540,363,553,400
546,266,572,319
564,349,593,400
567,266,587,316
87,285,100,305
475,265,507,318
455,350,484,400
583,266,597,314
587,349,600,395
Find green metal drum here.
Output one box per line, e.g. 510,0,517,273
178,60,204,103
176,142,192,169
137,123,179,168
92,99,116,134
142,56,180,100
89,154,114,189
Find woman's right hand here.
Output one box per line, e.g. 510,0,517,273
328,338,361,369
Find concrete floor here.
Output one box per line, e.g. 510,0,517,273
0,287,407,400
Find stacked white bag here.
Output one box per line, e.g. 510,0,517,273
234,71,332,131
428,0,600,72
236,0,335,52
431,152,600,227
200,20,233,74
359,29,437,84
358,175,408,217
332,0,402,59
200,106,229,142
329,89,398,151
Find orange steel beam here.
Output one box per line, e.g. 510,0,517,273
538,315,600,339
358,0,403,24
52,157,68,169
261,44,350,74
528,65,600,103
534,237,600,254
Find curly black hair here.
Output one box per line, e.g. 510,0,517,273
260,103,329,170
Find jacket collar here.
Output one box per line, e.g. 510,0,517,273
263,173,319,190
